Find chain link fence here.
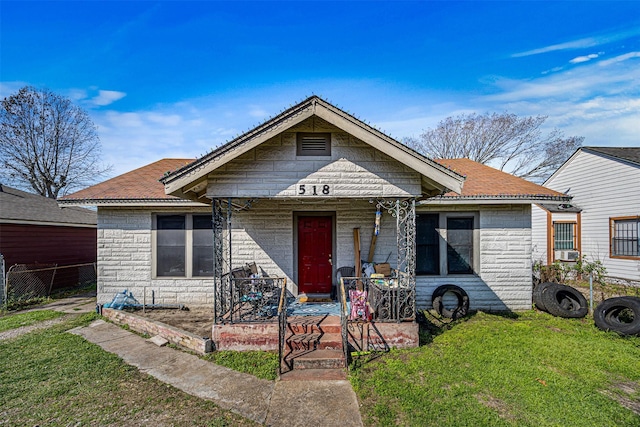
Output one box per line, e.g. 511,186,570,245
2,262,96,307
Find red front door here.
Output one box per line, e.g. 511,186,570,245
298,216,333,294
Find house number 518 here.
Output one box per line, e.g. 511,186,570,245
298,184,330,195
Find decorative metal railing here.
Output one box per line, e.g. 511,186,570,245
277,280,290,375
341,270,415,322
215,276,287,323
339,277,350,366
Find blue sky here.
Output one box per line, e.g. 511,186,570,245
2,1,639,178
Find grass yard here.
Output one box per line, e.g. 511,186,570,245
0,313,257,426
0,309,64,332
203,350,279,381
350,310,640,427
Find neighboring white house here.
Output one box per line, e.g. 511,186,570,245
61,96,570,312
532,147,640,282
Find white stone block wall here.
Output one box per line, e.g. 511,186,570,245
206,130,422,199
417,204,533,311
97,203,534,311
97,207,214,306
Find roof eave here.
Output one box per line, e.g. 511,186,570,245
418,195,572,205
57,198,209,208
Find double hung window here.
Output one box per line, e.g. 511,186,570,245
156,214,213,277
416,213,477,275
611,217,640,258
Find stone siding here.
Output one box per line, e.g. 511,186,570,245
206,128,422,199
97,208,215,306
417,204,533,311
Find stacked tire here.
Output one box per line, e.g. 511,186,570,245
594,296,640,336
533,282,588,318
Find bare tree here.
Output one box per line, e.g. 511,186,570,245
0,86,111,198
405,112,583,183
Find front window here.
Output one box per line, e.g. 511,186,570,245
192,215,214,276
155,214,214,277
416,213,476,275
447,217,474,274
416,214,439,275
611,217,640,258
157,215,186,277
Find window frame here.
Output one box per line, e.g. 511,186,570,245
152,213,214,278
553,221,577,250
415,212,480,276
610,216,640,260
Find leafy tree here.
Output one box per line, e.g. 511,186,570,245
0,86,111,198
405,112,583,183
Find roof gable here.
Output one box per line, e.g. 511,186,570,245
160,96,465,200
583,147,640,167
545,146,640,184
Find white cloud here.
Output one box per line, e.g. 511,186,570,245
512,27,640,58
513,37,600,57
598,51,640,66
570,53,600,64
90,90,127,106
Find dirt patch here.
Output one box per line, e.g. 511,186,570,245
475,393,516,421
134,307,214,339
600,381,640,415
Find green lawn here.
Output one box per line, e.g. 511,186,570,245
0,313,256,426
0,309,64,332
350,310,640,427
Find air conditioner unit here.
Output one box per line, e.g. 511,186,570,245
555,250,580,262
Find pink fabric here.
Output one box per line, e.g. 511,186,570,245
349,290,371,321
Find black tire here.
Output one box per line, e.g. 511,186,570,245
432,285,470,320
533,282,555,312
594,297,640,336
541,283,588,318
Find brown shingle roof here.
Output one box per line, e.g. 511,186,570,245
60,158,195,203
60,157,568,205
1,185,96,226
434,158,567,199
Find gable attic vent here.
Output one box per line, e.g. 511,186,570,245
297,132,331,156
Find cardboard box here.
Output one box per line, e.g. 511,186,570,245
374,263,391,276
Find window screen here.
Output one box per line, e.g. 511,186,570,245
416,214,440,275
447,217,473,274
157,215,186,276
192,215,214,276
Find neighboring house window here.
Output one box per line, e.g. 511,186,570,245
297,133,331,156
611,217,640,258
156,214,213,277
553,222,576,250
416,213,477,275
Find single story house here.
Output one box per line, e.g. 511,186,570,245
0,184,97,267
532,147,640,282
60,96,570,317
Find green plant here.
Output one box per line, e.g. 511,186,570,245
574,256,607,285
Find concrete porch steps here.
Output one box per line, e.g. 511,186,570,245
290,349,346,370
283,315,347,378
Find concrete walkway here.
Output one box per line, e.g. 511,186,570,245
69,319,363,426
